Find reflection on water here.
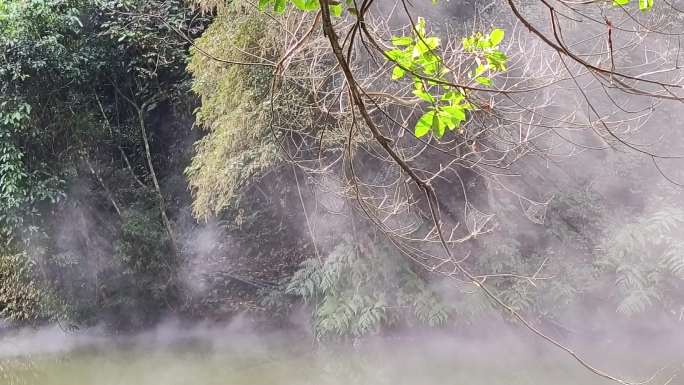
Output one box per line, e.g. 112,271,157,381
0,326,681,385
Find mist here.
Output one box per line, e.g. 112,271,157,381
0,319,682,385
3,0,684,384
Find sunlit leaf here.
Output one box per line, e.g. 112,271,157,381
292,0,307,10
489,28,505,46
423,36,440,50
386,49,410,67
412,43,424,58
475,76,492,86
639,0,653,10
391,36,413,46
329,3,342,16
442,91,464,103
414,16,426,37
415,111,435,138
304,0,321,11
274,0,286,13
413,88,435,103
423,61,438,76
432,113,444,138
391,66,405,80
474,63,486,77
441,104,466,127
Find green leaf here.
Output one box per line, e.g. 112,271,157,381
473,63,486,77
391,36,413,46
432,113,444,138
422,60,438,76
391,66,405,80
385,49,404,61
415,111,435,138
329,3,342,15
292,0,307,10
489,28,505,46
258,0,271,10
413,87,435,103
274,0,287,13
412,43,424,58
462,38,472,51
307,0,321,10
295,0,321,11
639,0,653,10
475,76,492,86
386,49,411,67
423,36,440,50
486,51,508,71
442,91,464,103
613,0,630,5
414,17,426,37
441,104,466,126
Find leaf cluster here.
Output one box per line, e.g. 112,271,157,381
385,20,507,139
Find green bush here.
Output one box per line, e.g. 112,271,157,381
284,240,449,339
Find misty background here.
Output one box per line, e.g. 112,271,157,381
1,0,684,383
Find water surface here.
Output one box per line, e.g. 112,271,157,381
0,326,680,385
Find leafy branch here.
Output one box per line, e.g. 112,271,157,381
613,0,654,11
253,0,507,140
385,20,507,139
258,0,342,16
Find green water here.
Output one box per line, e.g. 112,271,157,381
0,331,680,385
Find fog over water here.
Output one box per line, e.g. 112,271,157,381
0,319,682,385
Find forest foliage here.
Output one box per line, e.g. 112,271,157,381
0,0,682,346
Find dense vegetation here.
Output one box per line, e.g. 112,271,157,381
0,0,210,328
1,0,683,366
